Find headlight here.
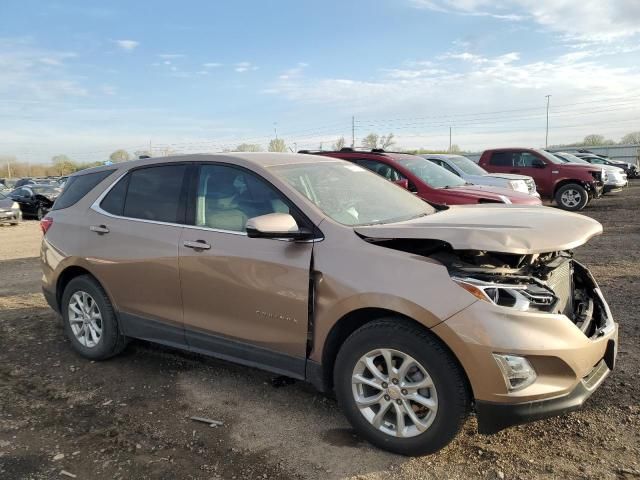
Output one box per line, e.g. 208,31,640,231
508,180,529,193
11,202,19,211
493,354,537,391
453,277,557,312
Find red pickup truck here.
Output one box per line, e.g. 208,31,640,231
478,148,605,211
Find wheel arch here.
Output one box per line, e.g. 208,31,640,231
552,179,589,197
315,308,472,398
56,266,104,311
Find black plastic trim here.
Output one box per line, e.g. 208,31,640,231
476,363,611,434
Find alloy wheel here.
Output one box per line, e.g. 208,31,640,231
352,348,438,438
68,291,103,348
560,189,582,208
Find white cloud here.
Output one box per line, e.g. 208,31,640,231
115,39,139,51
202,62,222,68
234,61,258,73
158,53,184,59
410,0,640,44
266,48,640,150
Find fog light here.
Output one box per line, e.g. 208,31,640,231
493,354,536,392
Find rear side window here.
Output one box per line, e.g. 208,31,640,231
122,165,187,223
489,152,513,167
52,170,114,210
100,174,129,216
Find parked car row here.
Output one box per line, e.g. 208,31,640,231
41,152,618,456
299,146,632,212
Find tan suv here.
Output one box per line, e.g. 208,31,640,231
41,153,618,456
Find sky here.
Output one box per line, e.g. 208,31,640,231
1,0,639,163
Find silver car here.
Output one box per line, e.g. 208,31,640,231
423,154,539,197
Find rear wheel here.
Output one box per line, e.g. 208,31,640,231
334,319,469,456
36,206,45,220
61,275,127,360
555,184,589,211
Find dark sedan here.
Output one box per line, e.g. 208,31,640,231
8,184,60,219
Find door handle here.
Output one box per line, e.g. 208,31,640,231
183,240,211,250
89,225,109,234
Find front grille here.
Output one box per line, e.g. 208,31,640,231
546,260,573,316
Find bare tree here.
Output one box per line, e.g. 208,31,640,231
109,149,131,162
621,131,640,144
268,138,287,152
234,143,262,152
361,132,395,149
332,136,346,150
448,144,461,153
51,155,77,175
583,134,614,146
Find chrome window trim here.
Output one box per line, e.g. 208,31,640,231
90,168,323,241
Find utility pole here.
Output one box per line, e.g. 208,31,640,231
449,126,452,152
293,142,297,152
545,95,551,148
274,122,278,140
351,116,355,148
149,139,153,156
6,159,11,178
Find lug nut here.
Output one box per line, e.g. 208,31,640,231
384,395,390,401
396,399,402,405
401,389,408,395
382,382,388,389
392,378,399,385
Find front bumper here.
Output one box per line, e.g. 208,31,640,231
433,261,617,432
476,340,616,433
0,209,20,223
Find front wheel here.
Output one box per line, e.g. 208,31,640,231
334,319,470,456
555,184,589,211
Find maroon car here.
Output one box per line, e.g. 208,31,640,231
479,148,605,211
303,149,542,207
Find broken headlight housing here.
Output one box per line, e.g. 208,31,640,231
453,277,558,313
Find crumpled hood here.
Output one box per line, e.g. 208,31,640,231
354,204,602,254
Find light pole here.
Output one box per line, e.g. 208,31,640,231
545,95,551,148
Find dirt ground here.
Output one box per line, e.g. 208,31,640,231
1,184,639,480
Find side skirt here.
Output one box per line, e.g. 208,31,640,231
119,312,306,380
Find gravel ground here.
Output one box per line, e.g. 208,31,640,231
0,184,639,480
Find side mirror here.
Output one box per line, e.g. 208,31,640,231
393,178,409,189
246,213,310,240
532,159,546,168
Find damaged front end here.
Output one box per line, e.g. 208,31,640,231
367,237,611,339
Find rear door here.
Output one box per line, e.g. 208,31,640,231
178,163,314,377
85,163,189,345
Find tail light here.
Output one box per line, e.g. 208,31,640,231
40,216,53,235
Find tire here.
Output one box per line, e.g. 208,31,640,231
334,319,469,456
554,184,589,211
61,275,127,360
36,206,44,220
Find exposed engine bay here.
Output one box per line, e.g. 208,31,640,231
365,237,610,339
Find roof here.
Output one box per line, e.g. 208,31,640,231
69,152,339,177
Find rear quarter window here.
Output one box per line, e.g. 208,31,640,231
51,170,114,210
489,152,514,167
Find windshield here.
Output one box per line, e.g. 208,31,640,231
270,161,435,226
556,152,589,164
535,149,563,164
446,155,487,176
397,157,466,188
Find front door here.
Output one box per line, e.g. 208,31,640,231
509,152,552,197
178,163,313,377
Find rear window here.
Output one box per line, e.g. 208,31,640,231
121,165,187,223
488,152,513,166
51,170,114,210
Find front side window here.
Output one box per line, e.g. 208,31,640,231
447,156,487,176
356,159,407,182
270,161,434,226
514,152,540,167
395,157,466,188
196,164,291,232
122,165,187,223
